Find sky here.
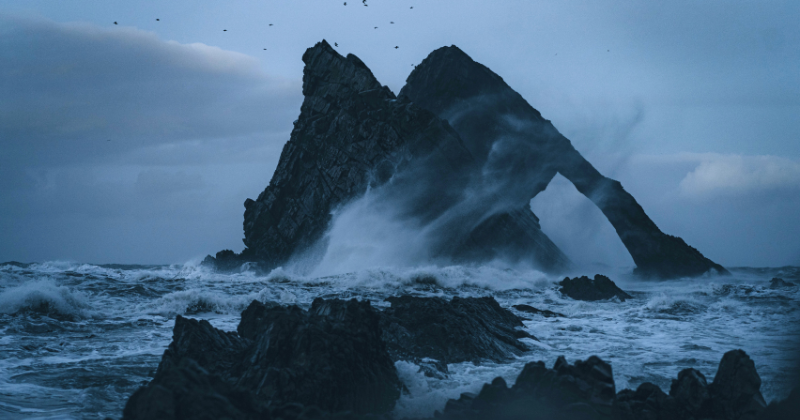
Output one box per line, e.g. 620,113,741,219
1,0,798,267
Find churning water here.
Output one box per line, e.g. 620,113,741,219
1,262,798,419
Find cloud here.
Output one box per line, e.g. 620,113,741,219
677,153,800,197
0,14,301,167
0,15,301,263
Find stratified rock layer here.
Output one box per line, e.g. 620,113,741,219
379,296,533,365
399,45,728,279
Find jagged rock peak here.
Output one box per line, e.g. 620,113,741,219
301,39,393,99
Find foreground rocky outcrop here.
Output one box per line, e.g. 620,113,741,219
122,295,789,420
380,296,533,366
123,299,401,419
558,275,633,302
123,296,534,419
436,349,768,420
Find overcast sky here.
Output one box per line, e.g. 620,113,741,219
1,0,798,267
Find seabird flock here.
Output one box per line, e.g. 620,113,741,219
112,2,414,52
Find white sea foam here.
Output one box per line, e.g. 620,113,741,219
0,279,92,319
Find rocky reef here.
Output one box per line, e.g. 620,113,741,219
558,274,633,302
122,296,791,420
438,349,768,420
208,40,727,279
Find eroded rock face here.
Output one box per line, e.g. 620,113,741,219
558,274,632,302
123,300,402,419
399,45,728,279
234,40,572,274
438,355,616,420
379,296,533,365
439,349,768,420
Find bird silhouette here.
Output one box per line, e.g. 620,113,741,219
156,18,160,21
394,46,399,49
411,6,413,9
223,29,227,31
113,21,117,25
374,26,378,29
390,21,394,24
363,0,368,6
264,48,267,50
344,2,347,5
335,42,338,47
269,24,273,26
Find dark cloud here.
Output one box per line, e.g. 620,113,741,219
0,15,299,263
0,15,300,167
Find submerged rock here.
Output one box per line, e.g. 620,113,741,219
558,275,632,302
379,295,534,365
512,304,565,318
769,277,797,289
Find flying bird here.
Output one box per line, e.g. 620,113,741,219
113,21,117,25
394,46,399,49
156,18,160,21
335,42,338,47
344,2,347,5
411,6,413,9
374,26,378,29
390,21,394,24
269,24,273,26
264,48,267,50
223,29,227,31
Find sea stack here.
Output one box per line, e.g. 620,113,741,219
216,40,727,279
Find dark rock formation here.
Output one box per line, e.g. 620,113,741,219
123,299,401,420
437,355,616,420
236,40,571,274
512,304,565,318
438,349,767,420
201,249,261,273
399,45,728,279
616,349,766,420
708,349,767,420
769,277,797,289
379,296,534,365
558,274,632,302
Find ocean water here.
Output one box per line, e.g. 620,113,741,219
0,262,798,419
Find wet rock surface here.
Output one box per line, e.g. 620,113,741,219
123,299,401,419
400,45,728,279
438,349,769,420
558,275,633,302
512,304,565,318
379,295,534,365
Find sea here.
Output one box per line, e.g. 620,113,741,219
1,261,798,419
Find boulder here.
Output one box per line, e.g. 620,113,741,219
558,275,632,302
438,355,616,420
123,299,402,419
379,296,534,365
708,350,767,420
